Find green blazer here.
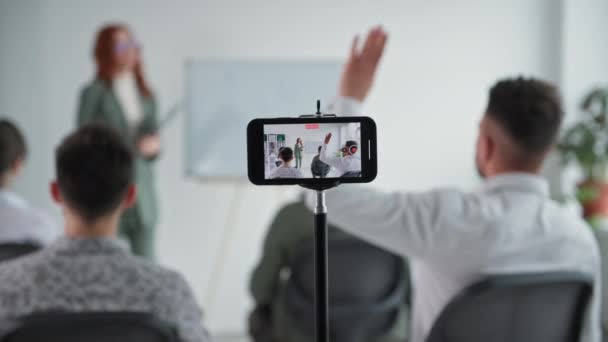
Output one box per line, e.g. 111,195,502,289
294,144,303,159
76,79,159,230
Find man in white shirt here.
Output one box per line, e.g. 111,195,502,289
309,26,602,342
270,147,303,179
0,120,58,246
319,133,361,177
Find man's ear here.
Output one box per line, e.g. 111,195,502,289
478,118,494,163
124,185,137,209
50,181,62,204
483,131,494,162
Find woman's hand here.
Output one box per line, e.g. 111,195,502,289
138,134,161,159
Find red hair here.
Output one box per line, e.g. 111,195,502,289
93,24,153,98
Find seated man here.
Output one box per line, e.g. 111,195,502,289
0,119,58,246
310,146,330,178
249,198,410,342
270,147,303,179
310,27,601,342
319,134,360,177
0,124,210,342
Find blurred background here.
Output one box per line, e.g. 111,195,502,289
0,0,606,339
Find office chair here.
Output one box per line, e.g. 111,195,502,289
0,243,40,262
426,272,593,342
0,312,178,342
284,233,406,342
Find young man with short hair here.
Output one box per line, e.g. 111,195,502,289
0,119,58,246
270,147,303,179
0,124,210,342
319,134,360,177
311,27,601,342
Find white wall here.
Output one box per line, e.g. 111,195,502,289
552,0,608,197
0,0,571,335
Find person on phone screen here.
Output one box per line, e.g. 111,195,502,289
76,24,160,259
270,147,303,179
311,146,330,178
319,133,361,177
294,138,304,169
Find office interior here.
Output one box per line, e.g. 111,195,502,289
1,0,608,341
264,123,359,178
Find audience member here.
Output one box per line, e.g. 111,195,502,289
310,146,330,178
319,134,360,177
270,147,303,179
0,124,210,342
249,198,410,342
310,26,601,342
0,119,58,247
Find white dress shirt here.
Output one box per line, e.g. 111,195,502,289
307,97,602,342
0,190,59,246
113,72,143,129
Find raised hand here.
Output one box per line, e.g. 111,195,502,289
339,26,388,102
324,133,332,144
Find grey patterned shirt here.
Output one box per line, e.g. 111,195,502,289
0,237,211,342
269,166,303,179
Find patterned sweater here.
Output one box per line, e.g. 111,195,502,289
0,237,211,342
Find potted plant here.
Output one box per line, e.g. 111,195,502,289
558,87,608,220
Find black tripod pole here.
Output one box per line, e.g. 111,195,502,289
314,190,329,342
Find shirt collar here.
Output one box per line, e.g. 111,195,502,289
0,190,27,209
478,172,549,198
47,236,131,256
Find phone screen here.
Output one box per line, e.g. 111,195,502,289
264,122,362,179
247,116,376,186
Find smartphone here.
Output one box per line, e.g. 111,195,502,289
247,116,377,186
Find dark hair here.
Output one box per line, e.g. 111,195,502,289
0,119,27,176
55,124,134,222
279,147,294,162
318,145,323,153
486,77,563,162
345,141,358,148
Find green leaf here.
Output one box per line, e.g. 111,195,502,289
576,186,600,204
587,215,603,230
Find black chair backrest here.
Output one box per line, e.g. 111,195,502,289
285,232,406,342
426,272,593,342
0,312,178,342
0,243,40,262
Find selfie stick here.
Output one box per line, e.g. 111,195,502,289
300,100,339,342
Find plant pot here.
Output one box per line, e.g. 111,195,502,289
578,181,608,219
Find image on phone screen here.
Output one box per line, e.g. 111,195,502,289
263,122,362,180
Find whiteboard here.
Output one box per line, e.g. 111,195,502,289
185,60,342,178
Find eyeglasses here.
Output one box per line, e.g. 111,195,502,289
114,40,141,54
